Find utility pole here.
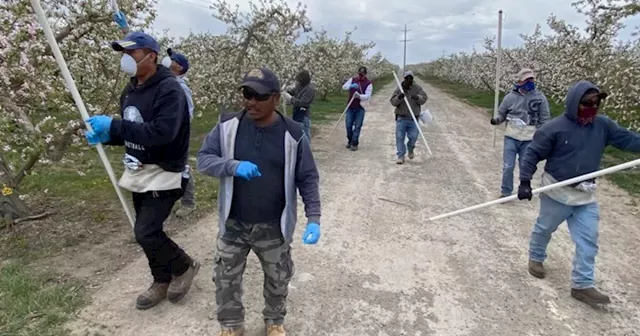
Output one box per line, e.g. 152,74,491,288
400,24,411,73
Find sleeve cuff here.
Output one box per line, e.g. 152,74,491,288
109,118,122,137
307,216,320,225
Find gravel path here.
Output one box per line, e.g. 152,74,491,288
67,79,640,336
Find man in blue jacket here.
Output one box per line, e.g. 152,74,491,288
84,32,199,310
161,48,196,218
197,67,321,336
517,80,640,305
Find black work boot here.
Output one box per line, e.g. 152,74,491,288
136,282,169,310
351,144,358,151
346,142,352,149
528,260,546,279
571,287,611,304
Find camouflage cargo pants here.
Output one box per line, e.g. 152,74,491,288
213,218,294,329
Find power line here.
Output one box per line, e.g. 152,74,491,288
399,24,411,73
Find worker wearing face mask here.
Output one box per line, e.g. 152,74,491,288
84,31,199,310
490,68,551,198
161,49,196,218
517,80,640,305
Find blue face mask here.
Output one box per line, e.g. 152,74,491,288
521,81,536,92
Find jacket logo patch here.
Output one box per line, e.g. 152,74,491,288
247,68,264,79
527,99,542,125
124,106,143,123
123,105,145,151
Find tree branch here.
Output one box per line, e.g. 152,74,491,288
0,96,37,133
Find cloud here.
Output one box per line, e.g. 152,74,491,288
152,0,639,66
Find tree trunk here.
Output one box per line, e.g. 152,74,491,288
0,193,30,224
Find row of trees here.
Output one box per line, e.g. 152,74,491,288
0,0,396,219
409,0,640,130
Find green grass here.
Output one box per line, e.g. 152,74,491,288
420,74,640,196
0,261,86,336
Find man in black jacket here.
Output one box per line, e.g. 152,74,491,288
84,31,199,310
281,70,315,142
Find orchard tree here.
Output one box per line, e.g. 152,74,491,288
0,0,156,221
411,0,640,130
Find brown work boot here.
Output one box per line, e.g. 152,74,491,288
396,157,404,164
408,150,415,159
528,260,545,279
571,287,611,304
266,324,286,336
167,259,200,303
135,282,169,310
216,326,245,336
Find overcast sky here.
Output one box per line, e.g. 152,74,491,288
152,0,640,66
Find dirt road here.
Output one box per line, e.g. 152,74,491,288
67,79,640,336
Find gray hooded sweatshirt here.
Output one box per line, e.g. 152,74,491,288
496,88,551,141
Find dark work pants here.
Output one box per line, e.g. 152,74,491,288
132,178,191,283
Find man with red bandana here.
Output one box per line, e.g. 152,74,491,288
341,66,373,151
517,80,640,305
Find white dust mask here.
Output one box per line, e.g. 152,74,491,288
161,56,172,68
120,53,138,76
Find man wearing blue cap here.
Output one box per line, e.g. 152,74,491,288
162,49,196,218
197,67,322,336
83,31,200,310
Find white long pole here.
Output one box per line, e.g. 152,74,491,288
428,158,640,221
392,71,433,155
492,10,503,149
30,0,135,228
327,95,356,139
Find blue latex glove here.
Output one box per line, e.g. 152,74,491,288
113,11,129,29
85,130,110,146
349,83,359,90
86,115,113,135
234,161,261,180
303,223,320,244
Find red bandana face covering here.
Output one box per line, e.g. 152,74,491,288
577,107,598,125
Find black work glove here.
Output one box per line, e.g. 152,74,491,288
490,117,500,125
397,93,405,100
411,94,419,100
517,180,533,201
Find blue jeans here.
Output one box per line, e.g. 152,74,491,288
292,107,311,143
345,107,365,145
529,194,600,289
395,119,418,158
296,116,311,143
501,137,531,196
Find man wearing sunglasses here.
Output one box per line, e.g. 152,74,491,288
197,67,321,336
517,80,640,305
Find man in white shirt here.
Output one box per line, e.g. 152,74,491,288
341,66,373,151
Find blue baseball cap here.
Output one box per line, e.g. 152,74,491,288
111,31,160,54
167,48,189,74
239,67,280,95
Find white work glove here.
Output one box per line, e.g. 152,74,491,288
281,91,292,102
354,92,361,98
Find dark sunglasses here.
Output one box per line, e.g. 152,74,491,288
579,98,600,107
242,87,273,101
